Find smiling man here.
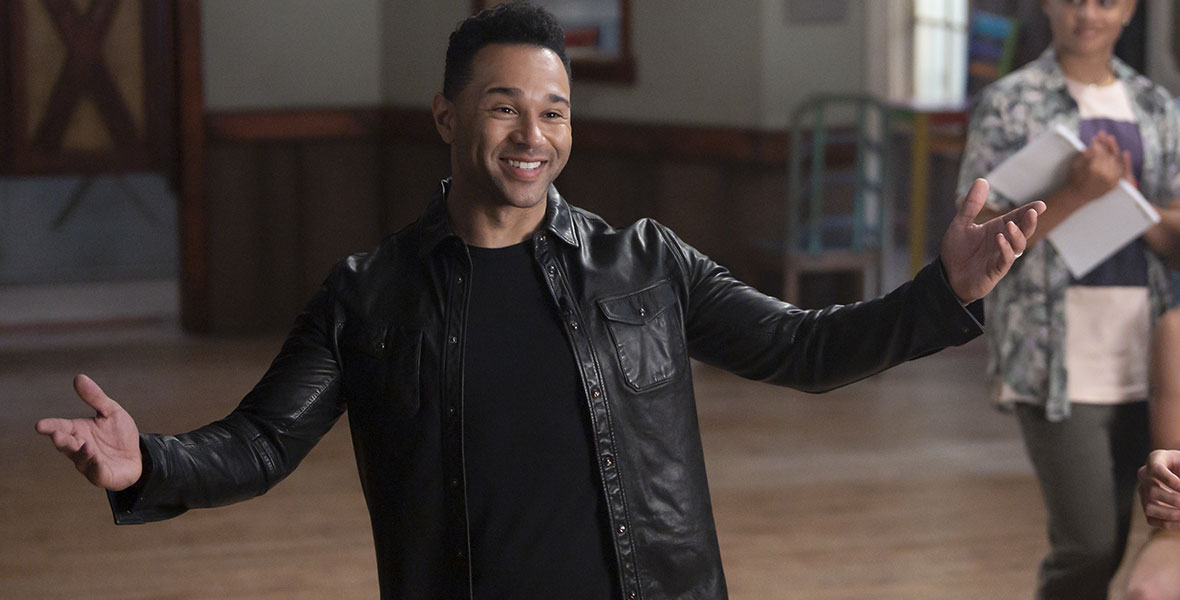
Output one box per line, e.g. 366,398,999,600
36,3,1044,599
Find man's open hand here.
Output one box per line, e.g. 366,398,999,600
35,374,142,491
941,178,1045,304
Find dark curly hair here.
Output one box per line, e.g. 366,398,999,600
443,2,571,100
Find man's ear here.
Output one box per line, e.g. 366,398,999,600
432,93,456,145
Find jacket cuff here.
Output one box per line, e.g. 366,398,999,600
928,258,985,338
107,434,186,525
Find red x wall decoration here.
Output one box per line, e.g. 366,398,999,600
2,0,175,175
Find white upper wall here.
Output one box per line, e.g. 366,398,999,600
202,0,869,128
381,1,469,110
202,0,383,110
758,1,867,129
569,0,764,128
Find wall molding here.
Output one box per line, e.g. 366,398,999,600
206,108,383,142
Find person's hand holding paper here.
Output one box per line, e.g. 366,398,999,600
984,124,1160,278
1064,130,1132,202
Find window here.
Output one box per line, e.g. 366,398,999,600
912,0,969,105
865,0,969,106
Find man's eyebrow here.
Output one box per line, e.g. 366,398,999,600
485,87,570,107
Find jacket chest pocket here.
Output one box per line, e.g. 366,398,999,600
341,324,423,419
597,280,687,392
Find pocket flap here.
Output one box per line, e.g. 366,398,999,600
597,281,678,325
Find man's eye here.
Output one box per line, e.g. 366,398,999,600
494,107,516,114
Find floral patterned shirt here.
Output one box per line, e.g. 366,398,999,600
957,48,1180,421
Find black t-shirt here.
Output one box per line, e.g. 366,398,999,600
463,241,619,599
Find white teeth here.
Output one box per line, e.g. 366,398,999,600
507,159,541,170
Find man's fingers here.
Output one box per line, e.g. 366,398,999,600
955,178,989,223
1004,220,1028,258
73,374,118,417
35,417,72,436
994,232,1015,268
993,201,1043,246
49,429,84,455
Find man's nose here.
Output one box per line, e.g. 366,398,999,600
510,114,544,146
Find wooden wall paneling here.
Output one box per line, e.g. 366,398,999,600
205,142,264,333
379,140,450,233
198,106,868,330
5,0,29,174
206,109,381,142
177,0,208,332
142,0,176,182
726,165,788,295
297,141,384,298
653,160,730,265
0,0,11,170
553,149,657,227
257,143,304,331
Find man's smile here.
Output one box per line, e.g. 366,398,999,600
501,157,547,179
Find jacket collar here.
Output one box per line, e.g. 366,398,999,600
417,178,580,257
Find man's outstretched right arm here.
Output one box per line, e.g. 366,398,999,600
35,281,347,524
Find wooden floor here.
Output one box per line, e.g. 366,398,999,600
0,323,1153,599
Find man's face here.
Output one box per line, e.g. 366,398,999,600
435,43,572,211
1043,0,1136,60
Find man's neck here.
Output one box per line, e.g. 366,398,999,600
445,187,547,249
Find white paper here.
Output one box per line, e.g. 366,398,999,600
984,124,1161,279
987,124,1084,203
1046,179,1160,278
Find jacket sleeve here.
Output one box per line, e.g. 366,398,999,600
107,278,346,524
662,226,983,393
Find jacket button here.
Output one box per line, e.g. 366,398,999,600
638,307,646,317
548,265,557,275
449,478,460,488
447,406,457,417
569,321,579,330
603,456,613,468
591,386,601,399
456,275,464,284
539,234,547,242
449,336,458,344
618,524,627,534
629,593,637,600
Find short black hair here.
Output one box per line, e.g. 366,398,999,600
443,2,571,100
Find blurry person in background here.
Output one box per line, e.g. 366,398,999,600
957,0,1180,598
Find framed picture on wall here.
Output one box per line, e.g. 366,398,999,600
474,0,635,83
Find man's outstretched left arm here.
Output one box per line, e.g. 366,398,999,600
672,178,1043,391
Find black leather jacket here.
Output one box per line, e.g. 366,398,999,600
111,180,983,599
